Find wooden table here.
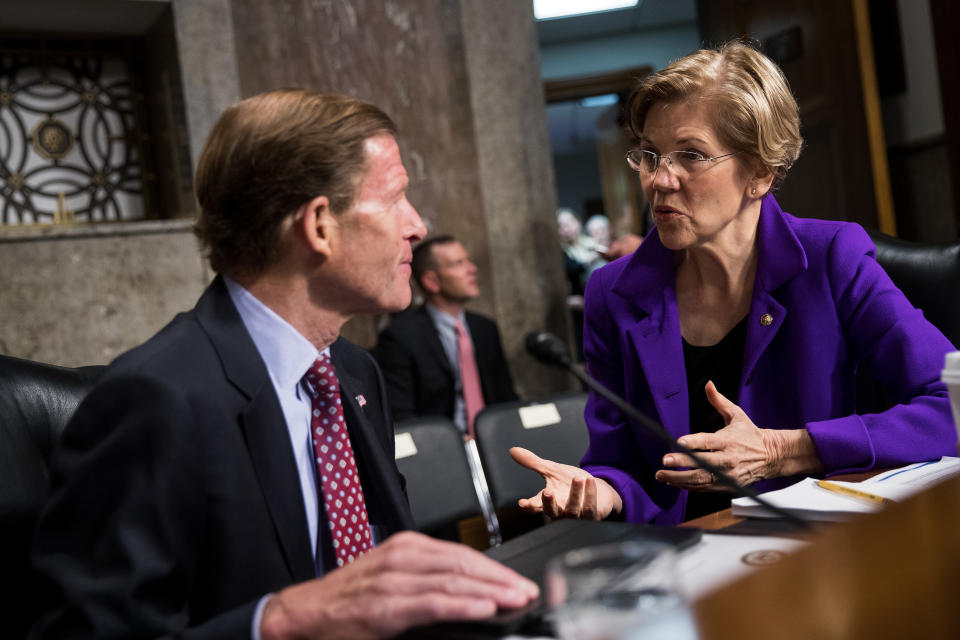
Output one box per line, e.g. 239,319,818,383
689,473,960,640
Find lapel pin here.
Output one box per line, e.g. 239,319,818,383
355,394,367,407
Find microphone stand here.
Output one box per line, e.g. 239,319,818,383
555,355,812,530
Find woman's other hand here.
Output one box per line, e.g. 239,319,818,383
509,447,623,520
655,381,822,491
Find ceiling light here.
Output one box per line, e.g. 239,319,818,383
579,94,620,108
534,0,640,21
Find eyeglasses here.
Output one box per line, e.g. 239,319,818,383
625,149,738,177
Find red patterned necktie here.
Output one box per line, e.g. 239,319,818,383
304,354,372,567
455,319,485,438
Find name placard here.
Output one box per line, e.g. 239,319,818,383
394,432,418,459
519,403,562,429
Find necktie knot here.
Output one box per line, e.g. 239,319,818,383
305,354,339,398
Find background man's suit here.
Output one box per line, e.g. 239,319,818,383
373,305,518,423
31,276,415,638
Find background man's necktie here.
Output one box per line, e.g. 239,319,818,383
304,354,372,567
455,319,485,438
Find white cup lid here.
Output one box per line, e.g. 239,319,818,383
946,352,960,369
942,351,960,380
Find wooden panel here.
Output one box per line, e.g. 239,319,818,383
852,0,896,235
694,474,960,640
697,0,880,228
930,0,960,234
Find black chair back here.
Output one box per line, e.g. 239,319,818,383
857,231,960,413
0,354,104,638
474,392,590,511
867,229,960,346
393,417,484,535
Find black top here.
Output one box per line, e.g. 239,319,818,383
681,317,748,521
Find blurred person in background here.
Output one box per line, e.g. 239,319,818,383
586,214,612,252
373,235,517,438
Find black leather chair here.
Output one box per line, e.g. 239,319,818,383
866,228,960,347
0,354,104,638
393,417,488,538
474,392,590,511
856,230,960,413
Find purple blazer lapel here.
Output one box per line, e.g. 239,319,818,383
742,196,808,386
610,231,690,440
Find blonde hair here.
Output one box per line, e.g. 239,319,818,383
194,89,396,276
629,41,802,188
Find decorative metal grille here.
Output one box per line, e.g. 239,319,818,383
0,47,146,225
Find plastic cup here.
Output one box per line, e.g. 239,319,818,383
941,351,960,455
546,540,699,640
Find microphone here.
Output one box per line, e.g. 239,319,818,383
524,331,572,368
525,330,810,528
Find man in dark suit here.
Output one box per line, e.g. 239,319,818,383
30,90,536,639
373,236,518,437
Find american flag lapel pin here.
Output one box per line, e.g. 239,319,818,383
355,394,367,407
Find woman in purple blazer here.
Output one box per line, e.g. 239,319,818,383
513,42,957,525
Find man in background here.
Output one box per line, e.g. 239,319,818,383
30,90,536,639
373,236,517,437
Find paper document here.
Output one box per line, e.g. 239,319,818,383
731,456,960,521
677,533,807,600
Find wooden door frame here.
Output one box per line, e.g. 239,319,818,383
852,0,897,236
544,66,652,236
544,66,651,104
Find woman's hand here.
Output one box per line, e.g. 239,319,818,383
655,381,822,491
510,447,623,520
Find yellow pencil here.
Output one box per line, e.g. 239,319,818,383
816,480,896,506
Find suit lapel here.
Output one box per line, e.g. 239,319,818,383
610,234,689,440
195,277,315,584
239,390,316,584
742,196,807,386
332,341,414,533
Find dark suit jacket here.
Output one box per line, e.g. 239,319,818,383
372,305,518,424
30,276,414,639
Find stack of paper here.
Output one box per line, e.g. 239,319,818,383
731,456,960,521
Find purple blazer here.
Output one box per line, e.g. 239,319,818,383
581,195,957,525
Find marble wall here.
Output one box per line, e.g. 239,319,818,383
0,222,210,366
0,0,570,397
229,0,571,397
459,1,571,393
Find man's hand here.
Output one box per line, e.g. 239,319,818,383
260,531,538,639
510,447,622,520
655,381,821,491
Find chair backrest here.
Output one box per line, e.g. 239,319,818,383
474,392,590,511
856,230,960,413
393,416,484,535
0,354,104,638
867,229,960,347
